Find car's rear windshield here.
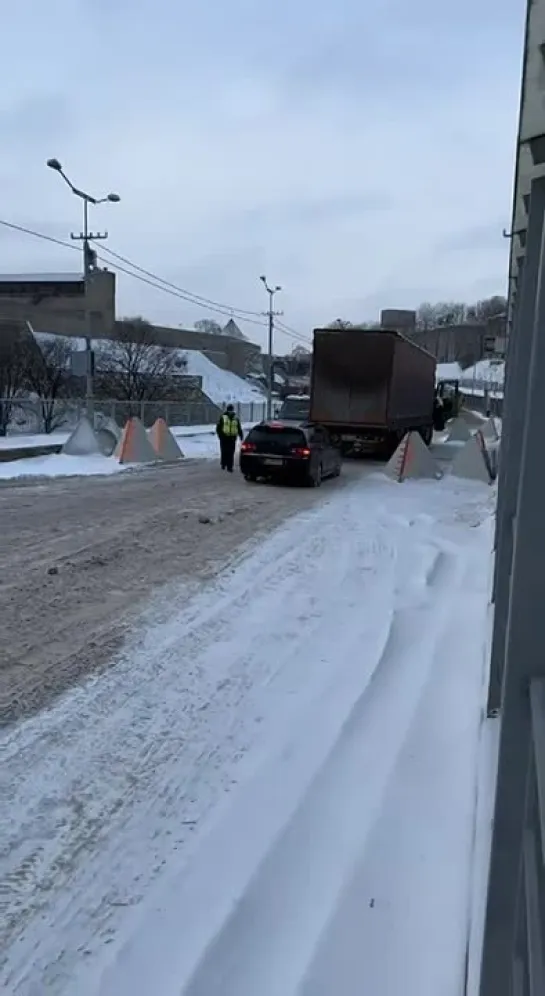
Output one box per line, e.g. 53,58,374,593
279,401,310,419
248,426,307,447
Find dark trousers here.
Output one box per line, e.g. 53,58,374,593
219,436,237,471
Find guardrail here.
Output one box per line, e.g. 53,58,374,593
1,397,267,436
513,678,545,994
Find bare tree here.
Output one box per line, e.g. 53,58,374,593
0,320,32,436
97,317,184,409
26,335,73,434
325,319,381,331
466,295,507,324
194,318,223,335
416,302,468,329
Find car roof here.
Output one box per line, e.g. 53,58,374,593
254,419,311,429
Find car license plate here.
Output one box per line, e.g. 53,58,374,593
263,457,283,466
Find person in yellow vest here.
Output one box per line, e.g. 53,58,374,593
216,404,243,472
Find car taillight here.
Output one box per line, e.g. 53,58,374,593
241,441,256,452
291,446,311,458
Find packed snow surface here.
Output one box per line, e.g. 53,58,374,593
1,471,494,995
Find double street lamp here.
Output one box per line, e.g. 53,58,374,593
46,158,120,420
260,274,282,419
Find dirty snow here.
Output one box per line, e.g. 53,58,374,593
1,457,335,726
1,469,494,995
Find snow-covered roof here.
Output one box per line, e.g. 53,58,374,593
34,331,87,351
460,359,505,385
436,362,462,382
27,327,265,404
182,350,266,404
0,272,83,282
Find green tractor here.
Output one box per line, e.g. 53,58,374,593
436,378,461,422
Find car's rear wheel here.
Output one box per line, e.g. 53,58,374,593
244,474,257,483
308,463,322,487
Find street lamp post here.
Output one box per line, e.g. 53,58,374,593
46,158,120,423
260,275,282,419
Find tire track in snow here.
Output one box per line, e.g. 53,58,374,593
1,480,397,995
297,537,490,996
95,535,464,996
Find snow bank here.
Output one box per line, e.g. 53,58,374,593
0,453,126,479
0,432,70,450
436,362,463,382
182,349,266,405
460,360,504,385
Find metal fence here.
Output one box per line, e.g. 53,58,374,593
1,397,267,435
479,175,545,994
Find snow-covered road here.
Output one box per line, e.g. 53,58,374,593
1,470,495,995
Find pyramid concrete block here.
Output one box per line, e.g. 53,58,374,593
385,431,442,483
62,415,102,456
481,417,500,442
450,430,493,484
96,413,121,439
447,417,472,443
147,418,184,461
94,414,121,456
96,427,118,457
116,417,158,465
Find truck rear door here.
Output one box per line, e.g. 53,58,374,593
311,331,393,425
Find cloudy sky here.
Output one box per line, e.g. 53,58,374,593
1,0,523,352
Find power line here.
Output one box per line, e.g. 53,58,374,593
0,218,82,255
0,217,269,328
0,216,310,345
276,318,312,345
96,243,265,318
96,244,312,345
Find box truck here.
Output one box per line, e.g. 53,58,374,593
310,327,436,457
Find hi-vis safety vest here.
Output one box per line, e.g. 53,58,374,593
222,414,239,437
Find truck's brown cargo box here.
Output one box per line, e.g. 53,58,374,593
310,328,436,431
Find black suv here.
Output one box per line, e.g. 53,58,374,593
240,420,342,487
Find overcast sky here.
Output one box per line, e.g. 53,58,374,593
1,0,523,352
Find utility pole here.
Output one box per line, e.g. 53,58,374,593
260,275,282,418
47,158,120,424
